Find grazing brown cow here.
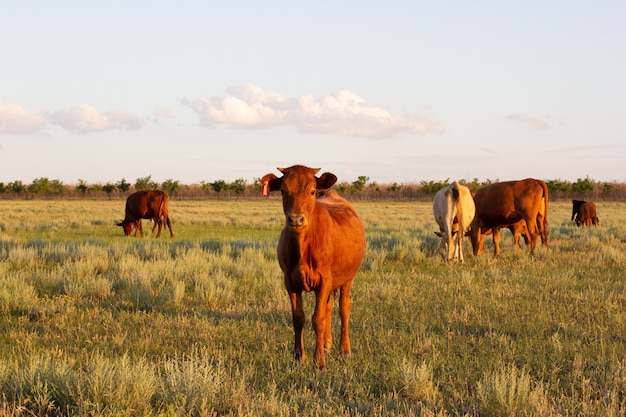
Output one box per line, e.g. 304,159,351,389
432,182,475,262
482,195,547,250
572,199,599,226
469,178,548,256
261,165,366,369
117,190,173,238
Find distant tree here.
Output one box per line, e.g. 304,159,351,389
546,179,570,193
230,178,247,198
8,181,25,194
28,178,51,194
77,179,88,194
135,175,157,190
50,179,64,194
102,183,116,197
572,176,594,193
335,182,349,193
420,179,449,194
209,180,227,197
162,179,179,195
387,182,401,192
602,182,614,193
116,178,131,193
0,183,5,193
460,178,483,193
351,176,369,192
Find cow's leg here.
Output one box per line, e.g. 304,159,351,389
524,216,539,253
134,220,143,237
447,233,456,261
492,228,501,257
323,291,333,351
313,282,332,369
536,216,547,246
509,226,521,250
339,283,352,356
288,291,306,364
457,232,464,263
155,217,163,237
165,216,174,237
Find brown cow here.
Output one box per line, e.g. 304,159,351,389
572,199,599,226
261,165,366,369
482,195,547,250
117,190,173,238
469,178,548,256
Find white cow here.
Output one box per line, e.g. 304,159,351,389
432,182,476,262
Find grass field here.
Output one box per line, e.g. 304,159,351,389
0,198,625,416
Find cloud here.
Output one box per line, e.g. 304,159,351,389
183,84,443,138
0,103,46,134
181,85,290,128
506,114,551,130
48,104,144,133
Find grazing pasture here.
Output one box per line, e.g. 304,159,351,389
0,198,625,416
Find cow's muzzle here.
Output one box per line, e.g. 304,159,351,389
287,214,306,228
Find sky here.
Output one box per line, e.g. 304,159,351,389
1,1,625,186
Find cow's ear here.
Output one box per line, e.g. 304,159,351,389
317,172,337,190
261,174,282,196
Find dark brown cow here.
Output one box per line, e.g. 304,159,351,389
572,199,599,226
261,165,366,369
469,178,548,256
117,190,173,238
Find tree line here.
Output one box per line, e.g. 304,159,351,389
0,175,624,201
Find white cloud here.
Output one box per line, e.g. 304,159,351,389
0,103,46,134
48,104,144,133
182,85,289,128
183,85,443,138
506,114,551,130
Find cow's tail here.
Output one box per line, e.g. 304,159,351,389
451,183,460,202
538,180,549,245
450,182,462,230
157,193,167,220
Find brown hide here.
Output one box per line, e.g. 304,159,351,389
470,178,548,256
572,200,599,226
261,165,366,369
117,190,174,238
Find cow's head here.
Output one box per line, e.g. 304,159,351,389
117,220,133,236
261,165,337,230
572,199,585,220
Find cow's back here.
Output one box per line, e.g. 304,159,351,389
316,194,366,283
125,190,165,220
474,179,543,227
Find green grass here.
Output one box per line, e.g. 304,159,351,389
0,198,625,416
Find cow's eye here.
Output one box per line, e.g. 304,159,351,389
311,189,317,196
